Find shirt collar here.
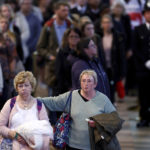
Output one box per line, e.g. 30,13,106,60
77,5,87,13
54,20,67,28
146,22,150,30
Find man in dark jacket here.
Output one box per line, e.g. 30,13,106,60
133,1,150,127
37,1,72,95
36,1,72,125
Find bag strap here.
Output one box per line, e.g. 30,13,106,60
10,97,16,110
10,97,42,113
37,99,42,113
7,97,16,127
64,91,72,113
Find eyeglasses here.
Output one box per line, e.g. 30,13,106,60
88,44,97,48
86,27,94,31
69,35,80,39
102,21,111,24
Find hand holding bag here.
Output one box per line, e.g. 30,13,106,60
53,91,72,149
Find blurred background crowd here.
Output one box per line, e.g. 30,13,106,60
0,0,150,127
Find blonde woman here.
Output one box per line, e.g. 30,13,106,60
38,69,118,150
0,71,53,150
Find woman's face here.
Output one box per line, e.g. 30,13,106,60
21,0,32,14
17,79,32,97
0,18,8,33
112,5,124,16
68,30,80,48
39,0,51,6
1,6,11,20
144,11,150,23
101,17,112,32
84,40,97,58
80,74,97,93
84,23,95,38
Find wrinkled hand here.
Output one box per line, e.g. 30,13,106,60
49,55,56,61
145,60,150,70
88,120,96,128
17,135,27,145
126,50,133,59
8,130,16,139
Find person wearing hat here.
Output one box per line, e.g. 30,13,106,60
133,1,150,127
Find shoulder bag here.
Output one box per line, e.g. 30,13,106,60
53,91,72,149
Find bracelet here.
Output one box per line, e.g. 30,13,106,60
14,133,18,139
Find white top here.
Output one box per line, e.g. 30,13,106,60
102,34,113,68
146,22,150,30
10,102,38,129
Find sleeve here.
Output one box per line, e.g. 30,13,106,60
117,33,126,80
104,96,116,113
125,15,132,50
132,27,147,68
36,25,51,60
55,50,66,93
37,91,71,112
27,17,42,53
14,13,30,43
0,100,13,137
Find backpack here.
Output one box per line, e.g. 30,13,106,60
0,98,42,150
10,97,42,112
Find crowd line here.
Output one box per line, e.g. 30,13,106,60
0,0,150,149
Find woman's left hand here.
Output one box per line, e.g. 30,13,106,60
16,135,27,145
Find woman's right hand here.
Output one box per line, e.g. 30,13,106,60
8,130,16,139
8,131,27,145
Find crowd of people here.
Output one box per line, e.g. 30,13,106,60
0,0,150,149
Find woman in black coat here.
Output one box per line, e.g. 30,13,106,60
111,1,132,52
81,21,106,67
72,37,110,99
98,14,126,103
54,27,81,96
111,1,136,92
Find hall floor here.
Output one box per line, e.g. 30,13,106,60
116,96,150,150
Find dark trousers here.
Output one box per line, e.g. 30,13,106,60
137,75,150,121
24,55,33,71
106,68,115,103
125,56,137,91
0,80,15,110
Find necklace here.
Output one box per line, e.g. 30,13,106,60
21,101,30,110
19,98,33,110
